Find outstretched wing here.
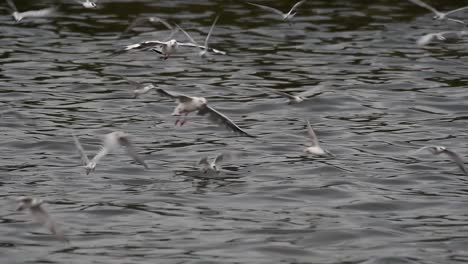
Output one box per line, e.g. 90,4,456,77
214,152,231,165
306,120,319,147
247,2,284,16
5,0,18,12
21,7,56,18
156,88,193,103
271,90,296,100
176,24,202,50
72,134,90,165
30,205,68,242
407,0,440,15
121,16,172,38
118,136,149,169
443,149,468,175
197,105,255,138
446,5,468,16
205,15,220,48
177,41,226,55
288,0,306,15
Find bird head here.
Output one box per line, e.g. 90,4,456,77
85,162,96,175
16,197,42,211
429,146,446,154
168,39,178,47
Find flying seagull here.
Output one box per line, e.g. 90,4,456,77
407,0,468,24
412,145,467,175
156,88,254,137
199,153,231,173
303,120,333,156
73,132,149,175
417,30,468,46
6,0,56,22
247,0,306,21
114,37,226,59
126,79,156,98
16,196,68,242
75,0,97,8
120,15,173,38
176,15,221,58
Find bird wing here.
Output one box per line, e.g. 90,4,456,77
198,157,210,166
121,16,172,38
89,145,109,165
205,15,220,49
288,0,306,15
5,0,18,12
72,135,90,165
443,149,468,175
214,152,231,165
197,105,255,138
407,0,440,15
20,7,56,18
156,88,193,103
417,33,438,46
446,6,468,16
118,136,149,169
176,24,202,50
30,205,68,242
124,40,166,51
247,2,284,16
271,90,296,100
177,42,226,55
446,18,466,24
410,146,434,155
306,120,320,147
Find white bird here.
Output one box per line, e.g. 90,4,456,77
247,0,306,21
417,30,468,46
120,15,173,38
116,38,226,59
75,0,97,8
411,145,467,175
303,120,332,156
73,132,149,175
407,0,468,24
199,153,230,173
126,79,156,98
176,15,221,58
156,88,254,137
5,0,56,22
16,196,68,242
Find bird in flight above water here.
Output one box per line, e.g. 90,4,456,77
125,79,156,98
407,0,468,24
411,145,467,175
176,15,221,58
247,0,306,22
156,88,254,138
73,131,149,175
5,0,56,22
199,152,232,174
75,0,97,8
303,120,333,157
16,196,69,242
416,30,468,46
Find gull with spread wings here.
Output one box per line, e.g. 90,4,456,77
125,79,156,98
73,132,149,175
16,197,68,242
176,15,221,58
407,0,468,24
247,0,306,22
156,88,254,138
417,30,468,46
199,153,232,173
411,145,467,175
6,0,56,22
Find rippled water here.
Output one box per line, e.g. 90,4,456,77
1,0,468,263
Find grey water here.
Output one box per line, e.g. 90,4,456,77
1,0,468,263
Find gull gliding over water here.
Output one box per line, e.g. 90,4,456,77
176,15,221,58
156,88,254,137
247,0,306,22
73,132,149,175
126,79,156,98
417,30,468,46
304,120,332,156
412,146,467,175
75,0,97,8
16,197,68,242
407,0,468,24
6,0,56,22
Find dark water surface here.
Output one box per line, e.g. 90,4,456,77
1,0,468,263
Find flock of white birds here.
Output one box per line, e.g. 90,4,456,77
4,0,468,243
